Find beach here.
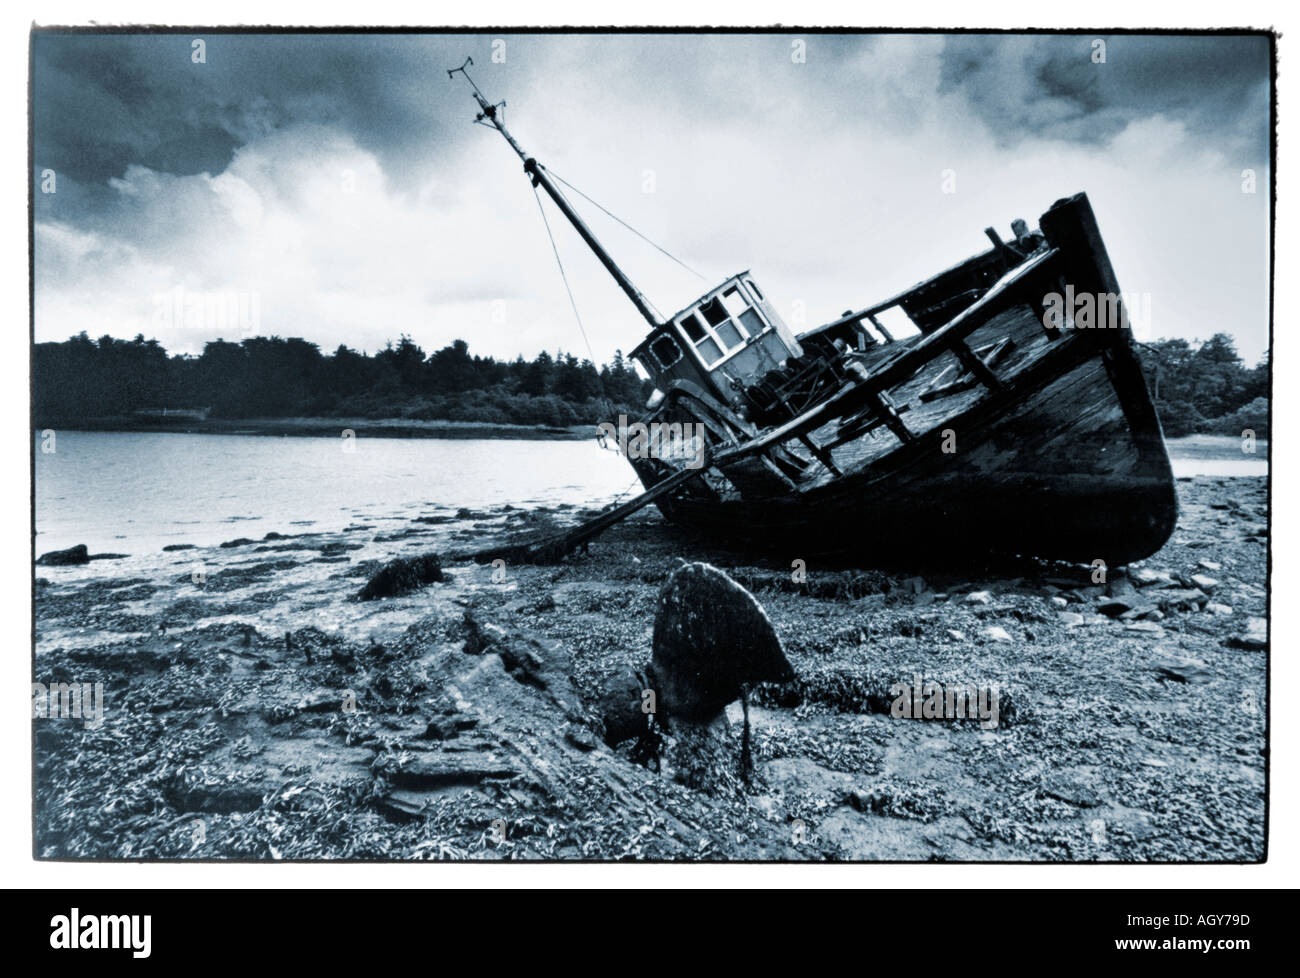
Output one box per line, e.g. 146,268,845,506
33,445,1268,860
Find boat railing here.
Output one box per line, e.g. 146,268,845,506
714,245,1067,473
819,243,1019,345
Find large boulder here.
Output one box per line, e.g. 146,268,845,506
595,667,650,747
647,562,795,722
357,553,443,600
36,544,89,566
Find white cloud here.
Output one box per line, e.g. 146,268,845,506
35,44,1271,366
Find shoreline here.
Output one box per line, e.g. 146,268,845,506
35,416,594,441
30,421,1272,463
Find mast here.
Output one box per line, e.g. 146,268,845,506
448,59,663,330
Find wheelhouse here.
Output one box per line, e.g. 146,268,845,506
630,272,803,407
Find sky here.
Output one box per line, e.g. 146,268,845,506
32,31,1273,366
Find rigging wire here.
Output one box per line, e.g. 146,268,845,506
540,175,667,321
531,183,624,449
532,183,598,365
543,165,708,283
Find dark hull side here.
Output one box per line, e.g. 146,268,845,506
653,336,1177,567
626,194,1178,568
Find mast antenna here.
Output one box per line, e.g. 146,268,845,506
447,58,508,127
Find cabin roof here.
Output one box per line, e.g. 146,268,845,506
662,270,752,328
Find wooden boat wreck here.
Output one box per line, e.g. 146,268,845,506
452,64,1177,567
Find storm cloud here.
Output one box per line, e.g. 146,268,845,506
32,31,1272,364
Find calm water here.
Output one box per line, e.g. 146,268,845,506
35,430,635,555
34,430,1266,556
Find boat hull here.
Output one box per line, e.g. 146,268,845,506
654,338,1176,565
625,193,1178,568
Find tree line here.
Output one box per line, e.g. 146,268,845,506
1140,334,1269,439
32,330,1267,438
33,333,653,428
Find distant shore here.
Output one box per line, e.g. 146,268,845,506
39,416,593,441
1164,433,1268,461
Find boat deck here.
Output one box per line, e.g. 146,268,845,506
807,302,1052,484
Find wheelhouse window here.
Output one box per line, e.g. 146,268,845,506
649,333,683,370
676,285,766,368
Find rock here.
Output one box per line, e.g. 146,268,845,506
1153,588,1208,612
356,552,443,600
1117,605,1158,621
462,613,512,655
1097,598,1135,618
1153,655,1213,684
981,626,1013,643
319,541,362,555
374,791,428,822
331,646,357,667
161,543,196,552
1133,567,1175,587
1205,603,1234,616
648,562,795,723
1108,576,1138,600
1198,560,1222,572
901,576,929,596
295,689,343,713
1050,596,1068,609
1227,617,1267,651
1189,574,1220,593
945,629,966,641
420,714,476,740
36,544,89,566
595,668,649,746
460,616,579,707
1044,574,1092,589
1125,621,1164,636
1040,776,1103,808
965,590,992,605
1059,612,1085,628
563,724,599,752
385,753,516,789
219,537,255,548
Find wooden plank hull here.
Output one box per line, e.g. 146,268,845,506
629,195,1178,567
654,339,1176,565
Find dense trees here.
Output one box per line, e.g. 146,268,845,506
33,332,652,428
1140,334,1269,438
32,330,1267,438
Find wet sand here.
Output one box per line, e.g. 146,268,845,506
33,475,1267,861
